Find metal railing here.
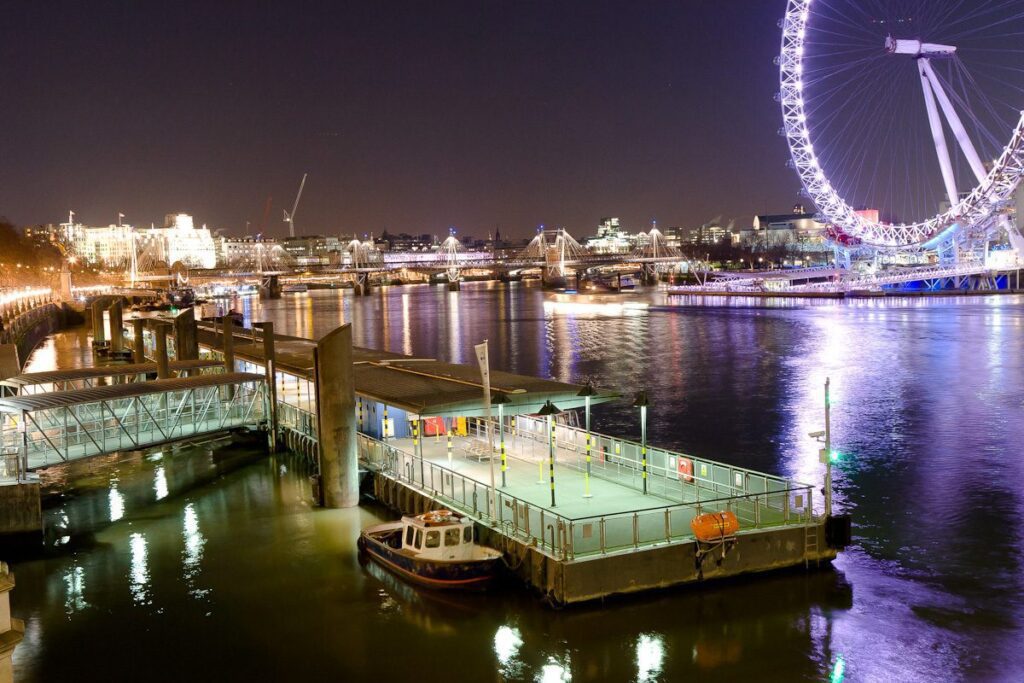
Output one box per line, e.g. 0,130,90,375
468,415,798,509
1,380,267,470
357,431,814,561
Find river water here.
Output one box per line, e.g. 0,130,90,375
8,283,1024,682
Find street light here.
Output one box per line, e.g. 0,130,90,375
538,400,562,507
492,392,511,488
633,391,650,495
577,383,597,498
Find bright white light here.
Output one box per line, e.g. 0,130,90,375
129,532,150,605
109,487,125,522
494,625,523,668
154,466,168,501
636,634,665,682
536,657,571,683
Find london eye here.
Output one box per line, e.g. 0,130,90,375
778,0,1024,259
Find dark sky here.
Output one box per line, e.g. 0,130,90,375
0,1,798,239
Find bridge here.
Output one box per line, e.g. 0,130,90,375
120,226,688,295
669,259,1021,296
0,372,266,474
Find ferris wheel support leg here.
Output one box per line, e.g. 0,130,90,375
918,59,961,209
919,60,989,185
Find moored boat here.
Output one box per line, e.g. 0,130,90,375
358,510,502,590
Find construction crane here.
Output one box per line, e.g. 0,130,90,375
283,173,307,238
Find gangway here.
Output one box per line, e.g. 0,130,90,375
0,372,267,472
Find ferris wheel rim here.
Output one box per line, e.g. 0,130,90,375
777,0,1024,249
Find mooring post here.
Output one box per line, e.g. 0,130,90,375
315,324,358,508
107,300,124,355
131,318,146,363
151,322,171,379
255,321,279,452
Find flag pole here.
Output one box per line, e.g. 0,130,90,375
475,339,496,520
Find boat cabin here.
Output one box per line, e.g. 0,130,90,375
400,511,477,562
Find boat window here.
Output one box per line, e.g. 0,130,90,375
463,526,473,543
405,526,414,547
444,528,461,546
425,531,440,548
414,530,423,549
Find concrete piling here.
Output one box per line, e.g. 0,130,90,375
107,301,124,355
315,324,358,508
131,319,146,363
152,322,170,379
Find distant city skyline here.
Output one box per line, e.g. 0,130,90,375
0,1,796,238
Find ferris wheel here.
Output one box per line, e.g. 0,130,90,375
778,0,1024,252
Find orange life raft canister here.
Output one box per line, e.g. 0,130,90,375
690,511,740,542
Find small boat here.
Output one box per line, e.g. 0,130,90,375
358,510,502,590
282,283,309,293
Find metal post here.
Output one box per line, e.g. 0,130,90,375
825,377,833,518
499,403,506,487
446,426,452,467
641,405,648,495
257,321,279,452
548,414,556,507
584,394,592,498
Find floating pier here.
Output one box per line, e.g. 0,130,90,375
1,313,848,604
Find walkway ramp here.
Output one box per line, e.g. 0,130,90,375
0,372,267,472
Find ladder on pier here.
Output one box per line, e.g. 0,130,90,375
804,521,819,568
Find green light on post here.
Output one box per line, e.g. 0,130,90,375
829,449,840,463
830,655,846,683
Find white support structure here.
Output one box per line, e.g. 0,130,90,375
918,59,960,209
919,60,989,185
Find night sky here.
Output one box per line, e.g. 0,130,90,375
0,1,797,239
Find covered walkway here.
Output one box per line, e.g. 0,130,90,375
0,372,267,474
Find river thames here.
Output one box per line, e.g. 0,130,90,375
9,283,1024,681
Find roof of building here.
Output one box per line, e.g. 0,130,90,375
353,360,617,417
0,359,222,388
0,372,264,413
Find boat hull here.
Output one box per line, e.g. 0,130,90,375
358,532,501,590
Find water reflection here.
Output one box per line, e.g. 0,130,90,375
494,624,524,678
128,532,150,606
636,633,665,682
154,465,168,501
182,503,209,600
537,655,572,683
108,485,125,522
62,564,88,615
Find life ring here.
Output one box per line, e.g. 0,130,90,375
422,509,454,524
677,457,694,483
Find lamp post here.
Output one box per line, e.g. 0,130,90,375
493,392,511,488
577,383,597,498
633,391,650,495
538,400,562,507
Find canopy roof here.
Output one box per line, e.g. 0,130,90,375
0,359,221,388
168,322,619,417
353,360,617,417
0,372,264,413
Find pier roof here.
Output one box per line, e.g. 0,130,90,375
0,372,264,413
191,322,619,417
0,359,222,388
353,360,618,417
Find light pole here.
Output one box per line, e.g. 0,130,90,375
577,383,597,498
538,400,562,507
809,377,837,518
633,391,650,495
824,377,833,517
493,392,511,488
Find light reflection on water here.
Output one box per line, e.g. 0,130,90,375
8,285,1024,682
128,532,150,606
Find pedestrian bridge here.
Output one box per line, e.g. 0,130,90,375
0,372,267,474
